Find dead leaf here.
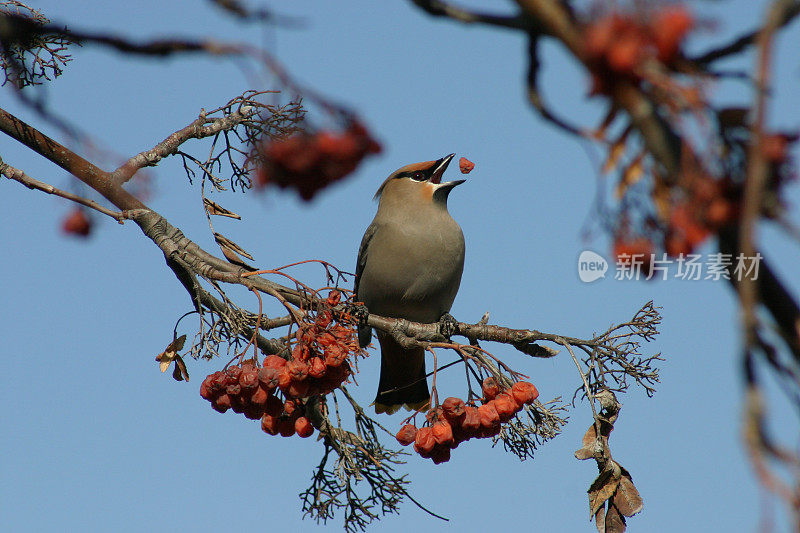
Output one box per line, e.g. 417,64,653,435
204,198,241,219
594,505,606,533
215,233,254,261
588,467,621,518
172,355,190,382
575,425,599,460
613,470,643,517
604,503,627,533
155,334,186,373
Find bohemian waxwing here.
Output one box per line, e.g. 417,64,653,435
354,153,465,414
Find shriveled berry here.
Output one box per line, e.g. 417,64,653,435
224,365,243,385
295,416,314,438
250,387,269,407
263,355,287,369
261,414,280,435
413,427,435,456
431,421,454,446
461,405,480,432
287,360,309,381
482,377,500,400
226,383,242,397
258,366,279,390
243,405,264,420
308,357,327,379
239,369,259,392
494,393,517,422
277,368,293,390
442,397,466,421
511,381,539,405
458,157,475,174
478,402,500,429
286,379,310,399
62,209,92,237
212,394,232,413
200,376,216,401
396,424,418,446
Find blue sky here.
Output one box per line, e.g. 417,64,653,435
2,1,799,531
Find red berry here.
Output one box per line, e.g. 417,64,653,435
258,366,279,390
263,355,287,369
478,402,500,429
493,393,517,422
295,416,314,438
249,387,269,407
287,360,309,381
458,157,475,174
461,405,480,432
413,427,436,456
278,417,296,437
212,394,232,413
396,424,418,446
431,421,454,446
62,209,92,237
277,368,293,390
511,381,539,405
442,397,466,422
239,369,259,392
308,357,327,379
261,414,280,435
286,379,310,399
264,394,283,417
224,366,242,385
482,377,500,400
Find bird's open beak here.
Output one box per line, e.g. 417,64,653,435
430,153,456,184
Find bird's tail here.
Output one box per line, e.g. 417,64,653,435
374,332,430,415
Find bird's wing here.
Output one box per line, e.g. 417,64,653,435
354,221,379,298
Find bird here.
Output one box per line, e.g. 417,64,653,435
354,153,466,414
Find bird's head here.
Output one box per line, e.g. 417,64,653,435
374,153,465,206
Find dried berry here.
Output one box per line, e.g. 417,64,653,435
431,421,454,446
458,157,475,174
511,381,539,405
286,379,310,399
413,427,436,456
493,393,517,422
308,357,327,379
478,402,500,429
239,369,259,392
295,417,314,438
278,417,296,437
249,387,269,407
431,445,451,465
287,360,309,382
442,397,466,421
62,209,92,237
263,355,287,369
461,405,481,432
326,290,341,306
396,424,418,446
264,394,284,417
261,414,280,435
212,394,232,413
257,366,279,390
482,377,500,400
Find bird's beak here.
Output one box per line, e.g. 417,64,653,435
430,153,456,184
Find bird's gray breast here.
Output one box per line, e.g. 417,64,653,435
357,213,464,324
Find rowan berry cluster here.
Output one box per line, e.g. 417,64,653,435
254,121,381,200
200,290,360,439
395,377,539,464
585,5,694,91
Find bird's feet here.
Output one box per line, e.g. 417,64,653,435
438,312,459,339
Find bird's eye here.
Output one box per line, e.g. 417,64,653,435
411,171,425,182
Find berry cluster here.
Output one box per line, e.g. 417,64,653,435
254,121,381,200
395,377,539,464
585,5,693,91
200,291,360,438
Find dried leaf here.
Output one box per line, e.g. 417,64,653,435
155,334,186,373
204,198,241,219
588,468,621,517
172,355,190,382
576,424,598,460
214,232,254,261
595,505,606,533
604,503,627,533
614,151,645,199
613,470,643,517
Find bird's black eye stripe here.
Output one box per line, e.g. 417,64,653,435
398,171,426,182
